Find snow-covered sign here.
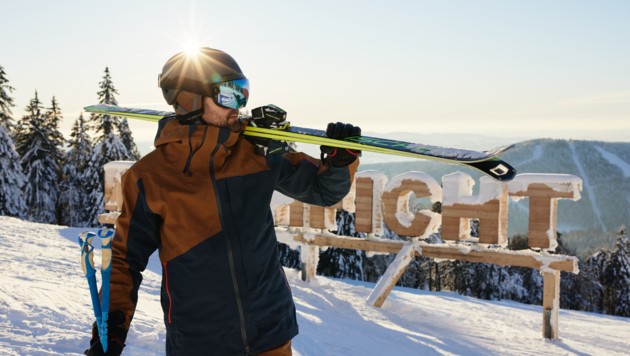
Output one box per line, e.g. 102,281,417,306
273,170,582,339
279,171,582,250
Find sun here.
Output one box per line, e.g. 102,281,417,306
182,41,202,56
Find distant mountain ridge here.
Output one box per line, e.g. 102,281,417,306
361,138,630,255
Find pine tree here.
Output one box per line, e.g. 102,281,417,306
601,227,630,316
20,92,60,224
118,117,141,160
0,66,26,218
87,68,131,224
14,104,31,158
0,124,26,217
81,148,105,227
0,65,16,130
91,67,130,163
584,249,610,313
59,114,98,227
45,97,67,222
44,97,66,158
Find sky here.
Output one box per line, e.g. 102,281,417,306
2,0,630,149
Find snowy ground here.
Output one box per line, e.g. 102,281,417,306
0,216,628,355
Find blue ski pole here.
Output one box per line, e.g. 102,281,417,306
97,228,114,353
79,232,104,343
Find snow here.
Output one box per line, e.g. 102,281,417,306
508,174,583,201
1,216,629,356
568,142,607,232
442,173,507,206
595,146,630,178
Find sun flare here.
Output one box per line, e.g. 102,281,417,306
182,41,202,56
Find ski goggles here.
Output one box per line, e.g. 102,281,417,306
212,79,250,110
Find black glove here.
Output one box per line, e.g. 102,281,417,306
246,104,288,148
320,122,361,167
84,311,127,356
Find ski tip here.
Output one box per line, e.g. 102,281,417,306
467,159,517,182
483,144,516,157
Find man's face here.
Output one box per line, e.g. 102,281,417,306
201,96,241,132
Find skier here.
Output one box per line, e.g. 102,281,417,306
84,47,361,355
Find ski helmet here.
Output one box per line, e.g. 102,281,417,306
159,48,247,115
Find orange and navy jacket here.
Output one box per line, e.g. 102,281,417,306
109,117,358,355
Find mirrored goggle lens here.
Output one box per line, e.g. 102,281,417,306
215,79,249,109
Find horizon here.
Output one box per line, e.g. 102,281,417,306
2,1,629,146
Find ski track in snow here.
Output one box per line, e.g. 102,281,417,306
1,216,630,356
568,142,607,232
512,143,544,167
594,146,630,178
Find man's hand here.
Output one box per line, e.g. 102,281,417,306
84,311,126,356
320,122,361,167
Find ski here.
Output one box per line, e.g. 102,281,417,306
84,104,516,181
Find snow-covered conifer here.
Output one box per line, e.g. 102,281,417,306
0,65,16,131
44,97,66,159
59,114,97,227
118,117,141,160
20,92,60,224
0,124,26,218
0,66,25,218
601,227,630,316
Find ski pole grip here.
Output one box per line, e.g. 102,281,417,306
98,228,115,271
79,232,97,275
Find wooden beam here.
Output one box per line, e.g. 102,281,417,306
367,242,416,307
289,232,577,273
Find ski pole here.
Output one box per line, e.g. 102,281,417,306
79,232,103,335
97,228,114,353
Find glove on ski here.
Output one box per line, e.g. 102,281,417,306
84,311,126,356
321,122,362,167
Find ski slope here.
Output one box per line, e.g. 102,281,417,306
0,216,628,355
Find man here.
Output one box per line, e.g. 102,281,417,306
85,47,360,355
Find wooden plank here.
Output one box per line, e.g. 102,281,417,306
367,242,416,307
289,201,304,227
355,177,374,233
289,232,578,273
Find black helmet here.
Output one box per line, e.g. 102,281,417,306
159,48,247,114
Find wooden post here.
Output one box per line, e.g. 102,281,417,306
366,242,416,307
300,240,319,282
542,270,560,339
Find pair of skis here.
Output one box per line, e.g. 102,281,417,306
84,104,517,181
79,229,114,352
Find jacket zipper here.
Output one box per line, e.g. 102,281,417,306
209,138,250,354
162,262,173,324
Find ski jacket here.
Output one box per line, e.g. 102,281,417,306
109,117,358,355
